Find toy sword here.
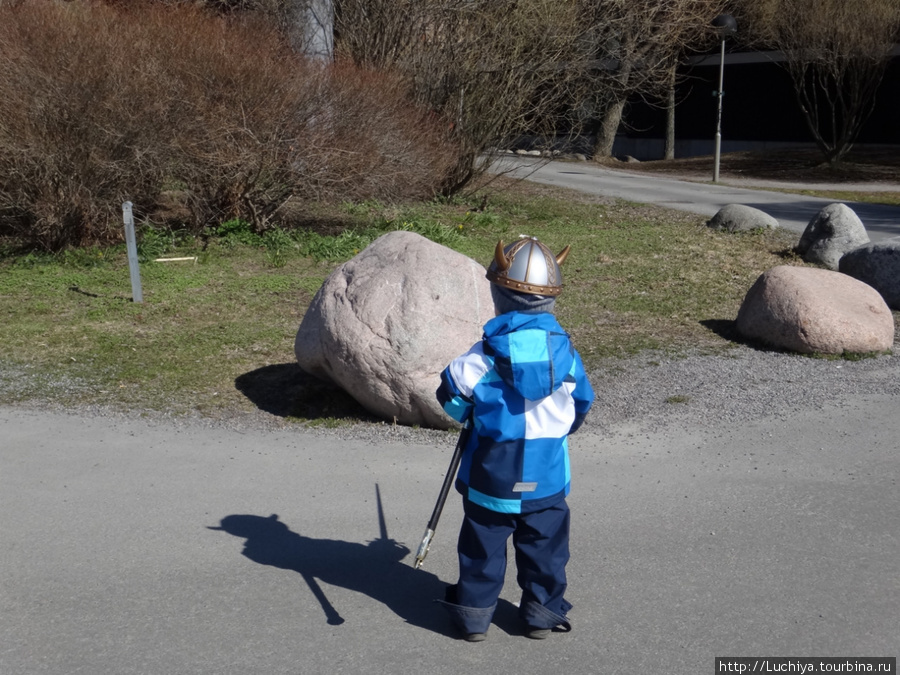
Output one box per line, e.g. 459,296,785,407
413,421,472,569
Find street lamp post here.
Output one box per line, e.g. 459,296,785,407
712,14,737,182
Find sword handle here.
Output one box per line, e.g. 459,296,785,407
414,528,435,569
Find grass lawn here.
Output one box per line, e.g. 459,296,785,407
0,174,838,426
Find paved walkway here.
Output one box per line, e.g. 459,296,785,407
2,401,897,674
496,156,900,243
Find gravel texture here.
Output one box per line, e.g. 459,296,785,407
4,339,900,446
585,343,900,435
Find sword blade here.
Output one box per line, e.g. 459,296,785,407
375,483,388,541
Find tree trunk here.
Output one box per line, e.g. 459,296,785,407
289,0,334,61
664,83,676,160
592,98,626,159
664,65,676,160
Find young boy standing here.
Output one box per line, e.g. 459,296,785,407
435,236,595,642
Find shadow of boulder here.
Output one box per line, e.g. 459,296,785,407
234,362,378,422
700,318,801,355
700,318,741,343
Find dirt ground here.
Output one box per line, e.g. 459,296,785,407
598,145,900,185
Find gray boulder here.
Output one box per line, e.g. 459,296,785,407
796,203,869,270
736,265,894,355
707,204,779,232
839,242,900,309
294,231,495,429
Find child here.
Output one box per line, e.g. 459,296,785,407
435,236,595,642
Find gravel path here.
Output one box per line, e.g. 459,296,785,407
585,343,900,435
4,339,900,444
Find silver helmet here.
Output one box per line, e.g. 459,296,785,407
486,237,570,297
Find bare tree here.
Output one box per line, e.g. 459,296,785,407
335,0,586,194
576,0,727,159
664,64,677,160
333,0,428,69
734,0,900,164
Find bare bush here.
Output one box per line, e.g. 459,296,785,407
0,1,456,250
0,1,171,249
143,5,324,229
154,0,332,58
295,64,459,202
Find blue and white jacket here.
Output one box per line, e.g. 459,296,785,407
436,311,594,514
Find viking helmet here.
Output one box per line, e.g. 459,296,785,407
486,236,570,297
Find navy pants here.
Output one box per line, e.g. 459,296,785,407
442,497,572,634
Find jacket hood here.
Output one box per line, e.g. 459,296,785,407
483,311,575,401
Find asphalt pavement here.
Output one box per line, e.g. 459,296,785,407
2,396,898,674
495,156,900,243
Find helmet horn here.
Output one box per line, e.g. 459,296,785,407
493,240,511,272
556,245,571,265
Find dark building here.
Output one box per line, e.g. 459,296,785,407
613,48,900,160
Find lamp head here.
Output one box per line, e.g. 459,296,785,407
712,14,737,37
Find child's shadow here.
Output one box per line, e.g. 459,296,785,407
209,510,454,632
210,488,523,637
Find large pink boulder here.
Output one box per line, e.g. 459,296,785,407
294,231,495,428
736,266,894,354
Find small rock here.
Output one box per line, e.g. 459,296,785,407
707,204,779,232
839,242,900,310
796,203,869,270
